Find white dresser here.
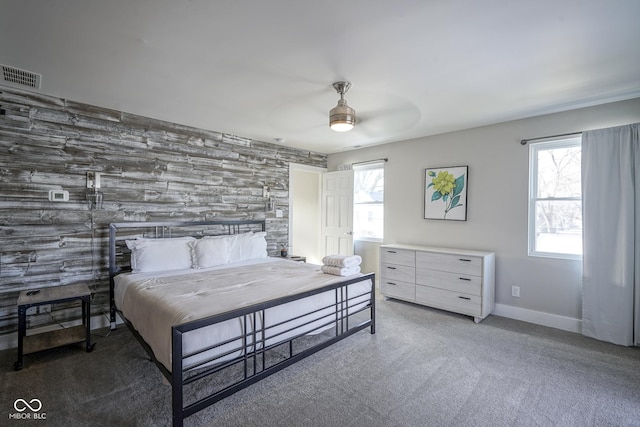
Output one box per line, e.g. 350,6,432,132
380,244,495,323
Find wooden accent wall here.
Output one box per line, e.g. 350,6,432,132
0,85,326,336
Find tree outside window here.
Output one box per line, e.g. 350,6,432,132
353,163,384,241
529,137,582,259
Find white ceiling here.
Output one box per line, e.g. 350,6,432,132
1,0,639,154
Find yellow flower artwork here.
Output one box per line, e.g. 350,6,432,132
424,166,468,220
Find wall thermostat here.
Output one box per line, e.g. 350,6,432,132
48,189,69,202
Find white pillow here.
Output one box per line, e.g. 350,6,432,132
191,237,229,268
226,233,251,264
125,237,195,273
222,232,268,263
242,231,268,260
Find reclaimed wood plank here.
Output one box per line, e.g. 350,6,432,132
0,84,327,339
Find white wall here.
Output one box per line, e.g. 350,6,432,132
354,240,380,278
289,165,324,265
328,98,640,329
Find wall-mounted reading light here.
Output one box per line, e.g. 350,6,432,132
263,185,275,212
86,171,103,210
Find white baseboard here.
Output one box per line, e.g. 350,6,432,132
0,313,123,351
493,303,582,334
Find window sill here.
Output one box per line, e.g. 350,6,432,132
354,237,383,243
528,251,582,261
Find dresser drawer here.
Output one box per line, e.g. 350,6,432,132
416,251,482,276
415,286,481,317
416,267,481,295
380,279,415,301
380,248,415,267
380,263,415,283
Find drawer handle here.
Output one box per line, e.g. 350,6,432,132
458,296,471,300
459,277,471,281
387,266,397,270
387,250,397,253
459,258,472,262
387,282,397,286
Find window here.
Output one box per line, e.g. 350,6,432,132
353,162,384,241
528,136,582,259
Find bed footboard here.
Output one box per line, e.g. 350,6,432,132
170,272,375,427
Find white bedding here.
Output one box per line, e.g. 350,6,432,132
114,258,372,372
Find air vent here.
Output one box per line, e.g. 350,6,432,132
1,65,41,89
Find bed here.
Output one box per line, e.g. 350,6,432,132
108,220,375,427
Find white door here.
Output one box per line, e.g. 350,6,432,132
321,170,354,256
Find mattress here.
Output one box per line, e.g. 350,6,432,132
114,258,371,371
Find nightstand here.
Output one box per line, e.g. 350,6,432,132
14,283,95,370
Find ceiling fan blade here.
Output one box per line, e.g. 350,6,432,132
354,104,421,138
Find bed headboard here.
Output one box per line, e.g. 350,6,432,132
108,219,266,328
108,219,266,277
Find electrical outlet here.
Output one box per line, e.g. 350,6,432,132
511,286,520,298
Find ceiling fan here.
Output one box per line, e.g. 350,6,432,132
329,81,356,132
266,80,421,142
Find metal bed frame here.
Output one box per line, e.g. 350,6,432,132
108,220,376,427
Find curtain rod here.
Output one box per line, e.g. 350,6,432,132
520,132,582,145
352,158,388,166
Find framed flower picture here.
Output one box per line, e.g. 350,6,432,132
424,166,468,221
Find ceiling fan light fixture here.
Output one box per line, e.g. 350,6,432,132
329,81,356,132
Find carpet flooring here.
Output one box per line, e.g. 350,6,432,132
2,294,639,427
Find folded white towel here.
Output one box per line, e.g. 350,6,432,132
321,255,362,268
321,265,361,276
